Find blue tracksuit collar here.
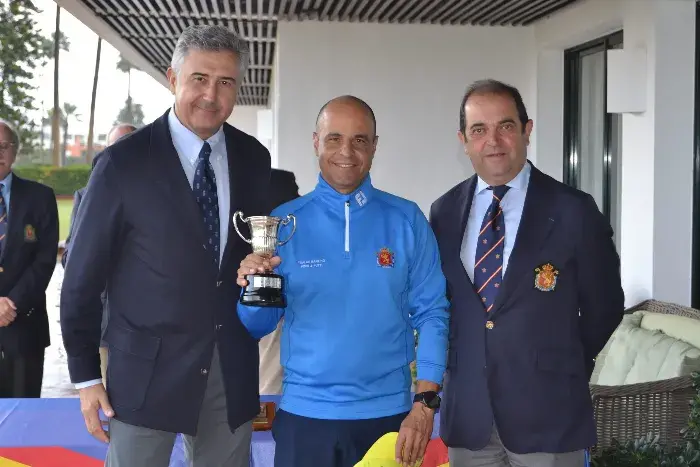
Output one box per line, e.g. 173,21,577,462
315,173,374,211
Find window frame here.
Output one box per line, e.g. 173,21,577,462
692,3,700,308
563,31,624,222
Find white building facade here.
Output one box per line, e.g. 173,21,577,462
59,0,700,309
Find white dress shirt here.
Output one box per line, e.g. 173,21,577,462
461,162,531,281
75,110,231,389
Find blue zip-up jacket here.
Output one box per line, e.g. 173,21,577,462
238,174,449,420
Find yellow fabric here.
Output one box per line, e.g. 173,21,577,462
354,461,402,467
0,457,29,467
354,432,425,467
362,432,399,460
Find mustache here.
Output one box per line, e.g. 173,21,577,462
196,101,220,111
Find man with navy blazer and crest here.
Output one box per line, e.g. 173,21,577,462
60,25,271,466
0,119,58,398
429,79,624,467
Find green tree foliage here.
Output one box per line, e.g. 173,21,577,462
115,96,144,127
0,0,61,151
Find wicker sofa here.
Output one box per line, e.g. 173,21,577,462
588,299,700,452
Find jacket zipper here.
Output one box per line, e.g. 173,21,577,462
344,200,350,253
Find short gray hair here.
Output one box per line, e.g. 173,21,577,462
0,118,20,154
171,24,250,78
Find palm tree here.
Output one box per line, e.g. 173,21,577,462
60,103,80,165
46,108,61,155
50,5,70,166
116,54,139,120
40,110,50,150
86,37,102,163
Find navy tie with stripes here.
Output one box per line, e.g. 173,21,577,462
473,185,510,313
0,183,7,256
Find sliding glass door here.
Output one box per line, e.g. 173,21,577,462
563,31,623,248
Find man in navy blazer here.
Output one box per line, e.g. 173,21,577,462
430,79,624,467
60,25,271,467
0,119,58,398
61,123,136,384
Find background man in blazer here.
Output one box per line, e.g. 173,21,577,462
60,25,271,467
257,168,300,395
63,123,137,268
430,79,624,467
61,122,136,384
0,119,59,398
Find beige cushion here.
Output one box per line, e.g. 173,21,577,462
640,310,700,349
592,311,700,386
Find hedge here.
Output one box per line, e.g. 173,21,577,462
13,164,92,196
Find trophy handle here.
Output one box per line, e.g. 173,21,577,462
277,214,296,246
232,211,252,244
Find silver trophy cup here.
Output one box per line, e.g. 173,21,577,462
233,211,296,307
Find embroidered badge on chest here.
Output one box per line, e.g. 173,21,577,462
24,224,37,242
534,262,558,292
377,247,394,268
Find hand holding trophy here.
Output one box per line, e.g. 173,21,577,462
233,210,296,307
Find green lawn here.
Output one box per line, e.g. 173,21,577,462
58,198,74,242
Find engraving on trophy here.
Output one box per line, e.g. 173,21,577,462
251,276,283,289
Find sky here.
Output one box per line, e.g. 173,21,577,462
29,0,174,137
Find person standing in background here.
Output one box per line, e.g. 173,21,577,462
61,123,137,385
258,168,300,396
0,118,59,398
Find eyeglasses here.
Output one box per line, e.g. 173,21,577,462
0,142,16,153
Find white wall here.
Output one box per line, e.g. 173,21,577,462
274,0,696,307
274,21,537,214
534,0,696,306
227,105,264,138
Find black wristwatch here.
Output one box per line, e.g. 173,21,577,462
413,391,441,411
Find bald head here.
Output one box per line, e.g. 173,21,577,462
316,95,376,136
107,123,137,146
312,95,378,194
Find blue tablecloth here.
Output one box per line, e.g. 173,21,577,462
0,396,279,466
0,396,443,466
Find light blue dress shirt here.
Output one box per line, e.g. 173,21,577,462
167,108,230,264
0,172,13,218
461,162,531,281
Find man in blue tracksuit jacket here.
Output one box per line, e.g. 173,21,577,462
237,95,449,467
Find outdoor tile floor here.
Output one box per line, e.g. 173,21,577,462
42,263,78,398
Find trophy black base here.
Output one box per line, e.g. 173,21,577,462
240,273,287,308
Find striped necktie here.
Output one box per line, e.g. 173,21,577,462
192,142,220,266
473,185,510,312
0,183,6,256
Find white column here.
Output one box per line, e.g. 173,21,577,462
619,0,695,306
